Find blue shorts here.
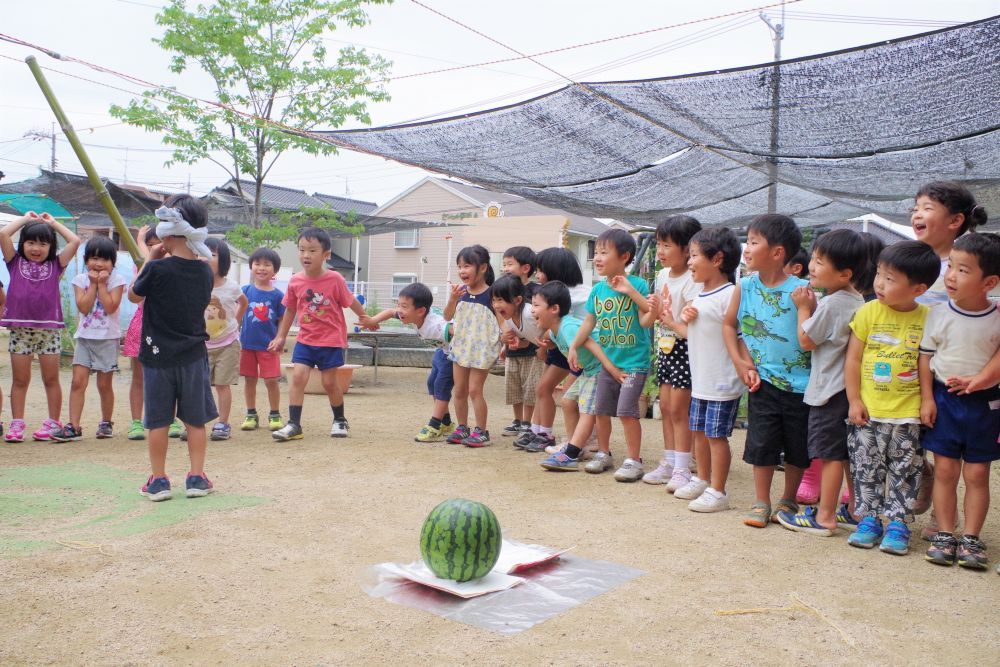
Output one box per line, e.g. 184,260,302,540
291,343,344,371
143,357,218,430
923,381,1000,463
545,347,583,377
427,348,454,402
689,397,740,439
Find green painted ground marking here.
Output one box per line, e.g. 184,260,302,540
0,462,267,558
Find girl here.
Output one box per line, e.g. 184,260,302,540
123,225,163,440
52,236,126,442
492,274,543,445
203,237,248,441
0,212,80,442
444,245,500,447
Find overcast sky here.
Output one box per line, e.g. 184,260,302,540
1,0,996,208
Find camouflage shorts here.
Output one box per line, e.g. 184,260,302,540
8,327,62,356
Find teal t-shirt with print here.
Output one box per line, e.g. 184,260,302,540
553,315,602,377
584,275,650,372
737,273,811,393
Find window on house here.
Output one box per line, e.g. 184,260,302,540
394,228,420,248
392,273,417,298
587,239,596,260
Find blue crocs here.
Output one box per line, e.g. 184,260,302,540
776,506,834,536
847,516,883,549
540,451,579,472
879,520,912,555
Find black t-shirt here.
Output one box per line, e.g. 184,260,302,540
132,256,213,368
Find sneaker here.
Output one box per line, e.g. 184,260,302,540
167,419,182,438
920,512,942,542
140,475,172,502
32,418,62,441
848,517,884,549
50,424,83,443
185,473,215,498
439,422,456,439
674,476,709,500
210,423,232,441
447,424,471,445
501,420,522,436
330,419,349,438
642,459,673,485
4,419,25,443
689,488,730,513
524,433,555,453
956,535,988,570
462,427,491,448
268,413,284,431
544,441,566,455
540,451,579,471
925,532,958,566
127,419,145,441
835,504,859,532
777,506,834,536
241,413,259,431
513,430,535,449
96,421,114,439
414,424,445,443
743,502,771,528
665,469,693,494
272,422,304,441
584,451,614,474
879,520,911,555
613,458,645,483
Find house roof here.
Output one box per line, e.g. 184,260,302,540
312,192,378,215
215,179,328,211
829,215,916,245
326,251,356,271
0,169,163,222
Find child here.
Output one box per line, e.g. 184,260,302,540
268,228,367,441
644,215,702,489
500,246,539,437
52,236,126,441
360,282,456,442
239,247,285,432
784,247,809,279
659,227,743,510
775,229,867,535
920,233,1000,569
129,195,217,501
0,212,80,442
569,228,655,481
534,281,624,471
492,274,544,447
855,232,885,302
722,214,811,527
844,240,941,554
444,244,501,447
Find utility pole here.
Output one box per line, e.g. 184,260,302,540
23,122,58,171
759,1,784,214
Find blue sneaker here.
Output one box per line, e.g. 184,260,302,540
776,506,833,536
540,451,579,471
847,516,883,549
880,520,912,555
836,503,859,532
140,475,172,502
185,473,215,498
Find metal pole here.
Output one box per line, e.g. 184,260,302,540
759,5,784,214
25,56,143,265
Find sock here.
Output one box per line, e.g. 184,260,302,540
531,423,541,435
289,405,302,425
664,450,676,467
429,416,442,429
246,408,258,415
332,404,346,422
269,409,280,416
539,426,553,437
442,412,452,426
564,444,582,459
675,451,691,471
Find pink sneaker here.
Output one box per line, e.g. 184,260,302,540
32,418,62,442
4,419,25,443
796,459,822,505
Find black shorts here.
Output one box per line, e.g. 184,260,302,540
143,357,218,430
807,390,849,461
742,379,810,469
656,338,692,389
546,347,582,377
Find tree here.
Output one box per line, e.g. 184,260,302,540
224,205,364,255
111,0,391,226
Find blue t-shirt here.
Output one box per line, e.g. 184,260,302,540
240,284,286,351
553,315,602,376
737,273,811,393
584,275,650,372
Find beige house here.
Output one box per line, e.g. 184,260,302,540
365,177,609,309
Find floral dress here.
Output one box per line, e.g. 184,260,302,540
449,287,501,370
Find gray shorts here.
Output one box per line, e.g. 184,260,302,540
594,368,647,418
73,338,119,373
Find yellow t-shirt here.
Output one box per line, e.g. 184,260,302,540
849,300,929,421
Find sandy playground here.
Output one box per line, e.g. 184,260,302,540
1,362,998,666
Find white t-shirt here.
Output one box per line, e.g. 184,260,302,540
503,303,541,347
71,272,127,340
205,279,242,349
568,283,591,320
654,268,702,339
417,310,451,354
919,300,1000,382
801,290,865,406
687,283,744,401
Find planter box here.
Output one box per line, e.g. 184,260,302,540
283,363,363,395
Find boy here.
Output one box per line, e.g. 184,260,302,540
845,240,941,555
500,246,539,436
360,282,456,442
920,234,1000,569
775,229,867,536
268,228,367,440
722,214,811,527
784,248,809,279
239,247,285,432
569,228,655,481
129,194,217,501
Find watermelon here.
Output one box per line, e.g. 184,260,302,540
419,498,502,582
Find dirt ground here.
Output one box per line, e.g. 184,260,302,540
1,363,998,666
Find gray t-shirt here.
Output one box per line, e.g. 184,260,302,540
802,290,865,406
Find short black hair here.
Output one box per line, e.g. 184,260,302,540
163,193,207,229
690,227,742,283
534,280,571,318
596,228,637,264
503,246,536,276
916,180,987,237
249,247,281,273
655,215,702,247
748,213,801,261
204,237,231,277
299,227,331,251
491,273,525,303
535,247,583,287
811,229,866,280
398,282,433,311
854,232,885,294
17,221,58,262
878,240,940,288
84,235,118,267
785,247,809,278
953,233,1000,279
456,244,495,285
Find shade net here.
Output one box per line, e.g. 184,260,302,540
317,17,1000,228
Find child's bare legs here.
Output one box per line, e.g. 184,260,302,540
288,363,310,409
814,459,847,529
668,387,692,454
961,461,990,536
9,354,32,418
38,354,61,421
753,464,805,506
708,436,731,493
535,365,568,428
512,402,524,422
452,363,470,425
432,398,449,420
522,403,534,425
596,414,612,453
96,371,113,422
468,368,489,429
931,454,961,535
148,426,170,477
68,365,90,426
659,385,674,454
622,416,642,461
693,432,711,481
130,359,144,421
214,385,232,424
184,423,207,475
244,375,259,412
264,377,280,412
561,395,580,440
320,367,345,407
570,412,596,446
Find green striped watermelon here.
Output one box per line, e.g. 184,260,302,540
420,498,502,582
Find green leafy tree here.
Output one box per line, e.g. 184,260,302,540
111,0,391,226
225,205,365,255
